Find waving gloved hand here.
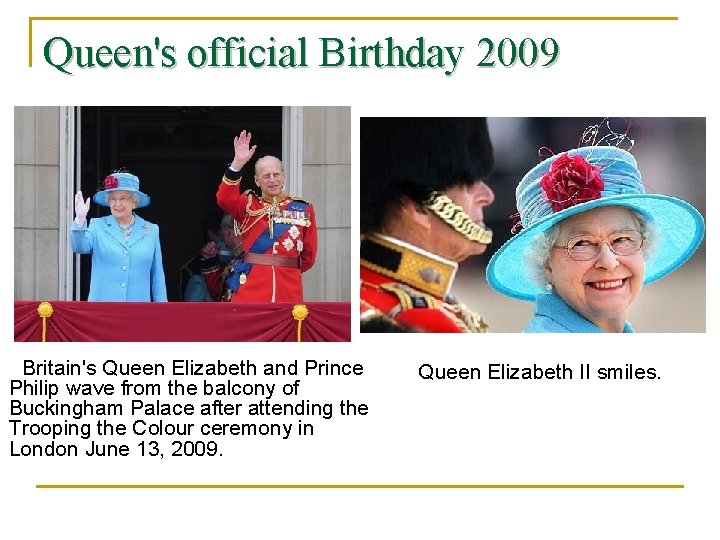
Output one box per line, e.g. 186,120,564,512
74,191,90,226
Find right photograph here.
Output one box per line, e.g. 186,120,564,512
360,117,706,333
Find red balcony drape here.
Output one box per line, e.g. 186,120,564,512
14,301,350,342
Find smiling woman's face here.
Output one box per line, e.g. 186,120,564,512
107,190,135,223
545,206,645,332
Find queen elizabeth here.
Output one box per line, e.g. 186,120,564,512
70,171,167,302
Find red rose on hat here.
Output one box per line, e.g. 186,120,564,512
104,175,119,189
540,153,604,212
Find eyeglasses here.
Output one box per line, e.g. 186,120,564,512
108,196,131,205
554,230,644,261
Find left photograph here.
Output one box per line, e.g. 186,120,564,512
14,106,351,342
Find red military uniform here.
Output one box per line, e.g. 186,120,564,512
360,233,488,333
217,171,317,302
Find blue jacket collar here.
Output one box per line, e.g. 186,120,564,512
527,293,634,333
101,214,149,248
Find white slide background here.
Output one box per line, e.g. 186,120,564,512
4,2,717,539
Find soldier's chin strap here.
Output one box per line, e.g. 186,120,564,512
423,191,493,245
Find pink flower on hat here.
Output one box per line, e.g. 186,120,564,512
540,153,604,212
104,175,119,190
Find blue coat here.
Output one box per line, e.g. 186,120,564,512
524,293,633,333
70,215,168,302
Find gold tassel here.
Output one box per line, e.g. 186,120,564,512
37,301,54,342
292,304,309,342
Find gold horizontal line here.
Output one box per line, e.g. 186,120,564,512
36,484,685,489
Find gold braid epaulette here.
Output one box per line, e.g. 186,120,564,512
244,190,262,213
234,190,267,236
424,191,493,245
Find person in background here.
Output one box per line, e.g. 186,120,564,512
486,142,705,332
71,171,167,302
360,117,497,332
182,211,222,301
216,130,317,302
200,213,245,302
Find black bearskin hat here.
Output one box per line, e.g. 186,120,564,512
360,117,495,234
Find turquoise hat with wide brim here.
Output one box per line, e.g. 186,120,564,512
93,172,151,208
486,146,705,301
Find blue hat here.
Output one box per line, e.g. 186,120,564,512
93,172,150,208
486,146,705,301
